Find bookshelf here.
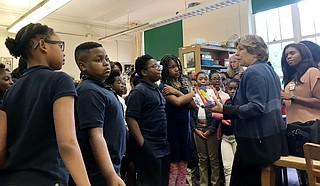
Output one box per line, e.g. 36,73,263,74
178,44,236,75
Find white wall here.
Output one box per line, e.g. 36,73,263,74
58,34,136,80
0,0,250,79
183,1,249,46
0,28,17,69
0,27,136,80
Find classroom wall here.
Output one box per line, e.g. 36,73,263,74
0,22,136,80
183,1,249,46
58,34,136,80
0,28,16,67
0,0,250,79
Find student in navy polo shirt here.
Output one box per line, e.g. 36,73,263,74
0,23,90,186
72,42,126,186
126,54,171,186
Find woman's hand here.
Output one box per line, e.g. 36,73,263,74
280,91,292,100
205,95,223,113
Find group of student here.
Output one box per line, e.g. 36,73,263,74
0,22,319,186
0,23,125,186
0,22,242,186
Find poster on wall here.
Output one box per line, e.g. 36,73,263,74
124,64,134,75
183,52,195,68
1,57,14,71
122,64,135,84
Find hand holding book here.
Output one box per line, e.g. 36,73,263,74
205,94,223,113
193,85,223,112
193,86,218,107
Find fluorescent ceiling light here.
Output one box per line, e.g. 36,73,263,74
149,0,245,28
7,0,71,33
99,0,244,41
99,23,150,41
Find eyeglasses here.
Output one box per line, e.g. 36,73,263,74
145,63,163,71
45,39,65,52
33,39,65,52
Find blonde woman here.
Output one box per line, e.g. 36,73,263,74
227,55,244,78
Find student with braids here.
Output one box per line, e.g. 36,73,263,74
0,63,13,105
159,54,196,186
0,23,90,185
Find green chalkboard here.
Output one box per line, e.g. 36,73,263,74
252,0,303,14
144,21,183,61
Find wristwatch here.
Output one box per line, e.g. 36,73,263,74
290,94,297,101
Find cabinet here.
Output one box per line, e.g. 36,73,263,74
178,44,236,75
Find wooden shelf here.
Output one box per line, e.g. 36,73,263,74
201,65,227,69
198,44,236,53
179,44,233,74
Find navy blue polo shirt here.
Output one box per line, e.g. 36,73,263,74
0,65,77,186
75,75,126,179
126,79,170,157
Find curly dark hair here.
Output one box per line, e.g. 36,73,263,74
0,63,9,74
135,54,153,77
105,70,121,85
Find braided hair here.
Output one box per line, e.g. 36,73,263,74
5,23,54,60
160,54,189,91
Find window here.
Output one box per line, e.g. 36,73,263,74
299,0,320,37
254,0,320,80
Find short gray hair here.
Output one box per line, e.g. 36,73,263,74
234,35,269,61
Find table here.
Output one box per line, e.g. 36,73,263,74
261,155,320,186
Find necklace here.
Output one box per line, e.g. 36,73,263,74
168,79,190,92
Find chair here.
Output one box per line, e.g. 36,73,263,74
303,143,320,186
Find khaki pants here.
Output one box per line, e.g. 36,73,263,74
194,125,220,186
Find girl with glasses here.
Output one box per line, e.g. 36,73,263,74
0,23,90,186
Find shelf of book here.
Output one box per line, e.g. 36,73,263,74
179,44,235,75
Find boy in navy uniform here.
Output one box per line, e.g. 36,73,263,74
73,42,126,186
126,54,170,186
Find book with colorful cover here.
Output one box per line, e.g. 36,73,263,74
193,85,219,107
